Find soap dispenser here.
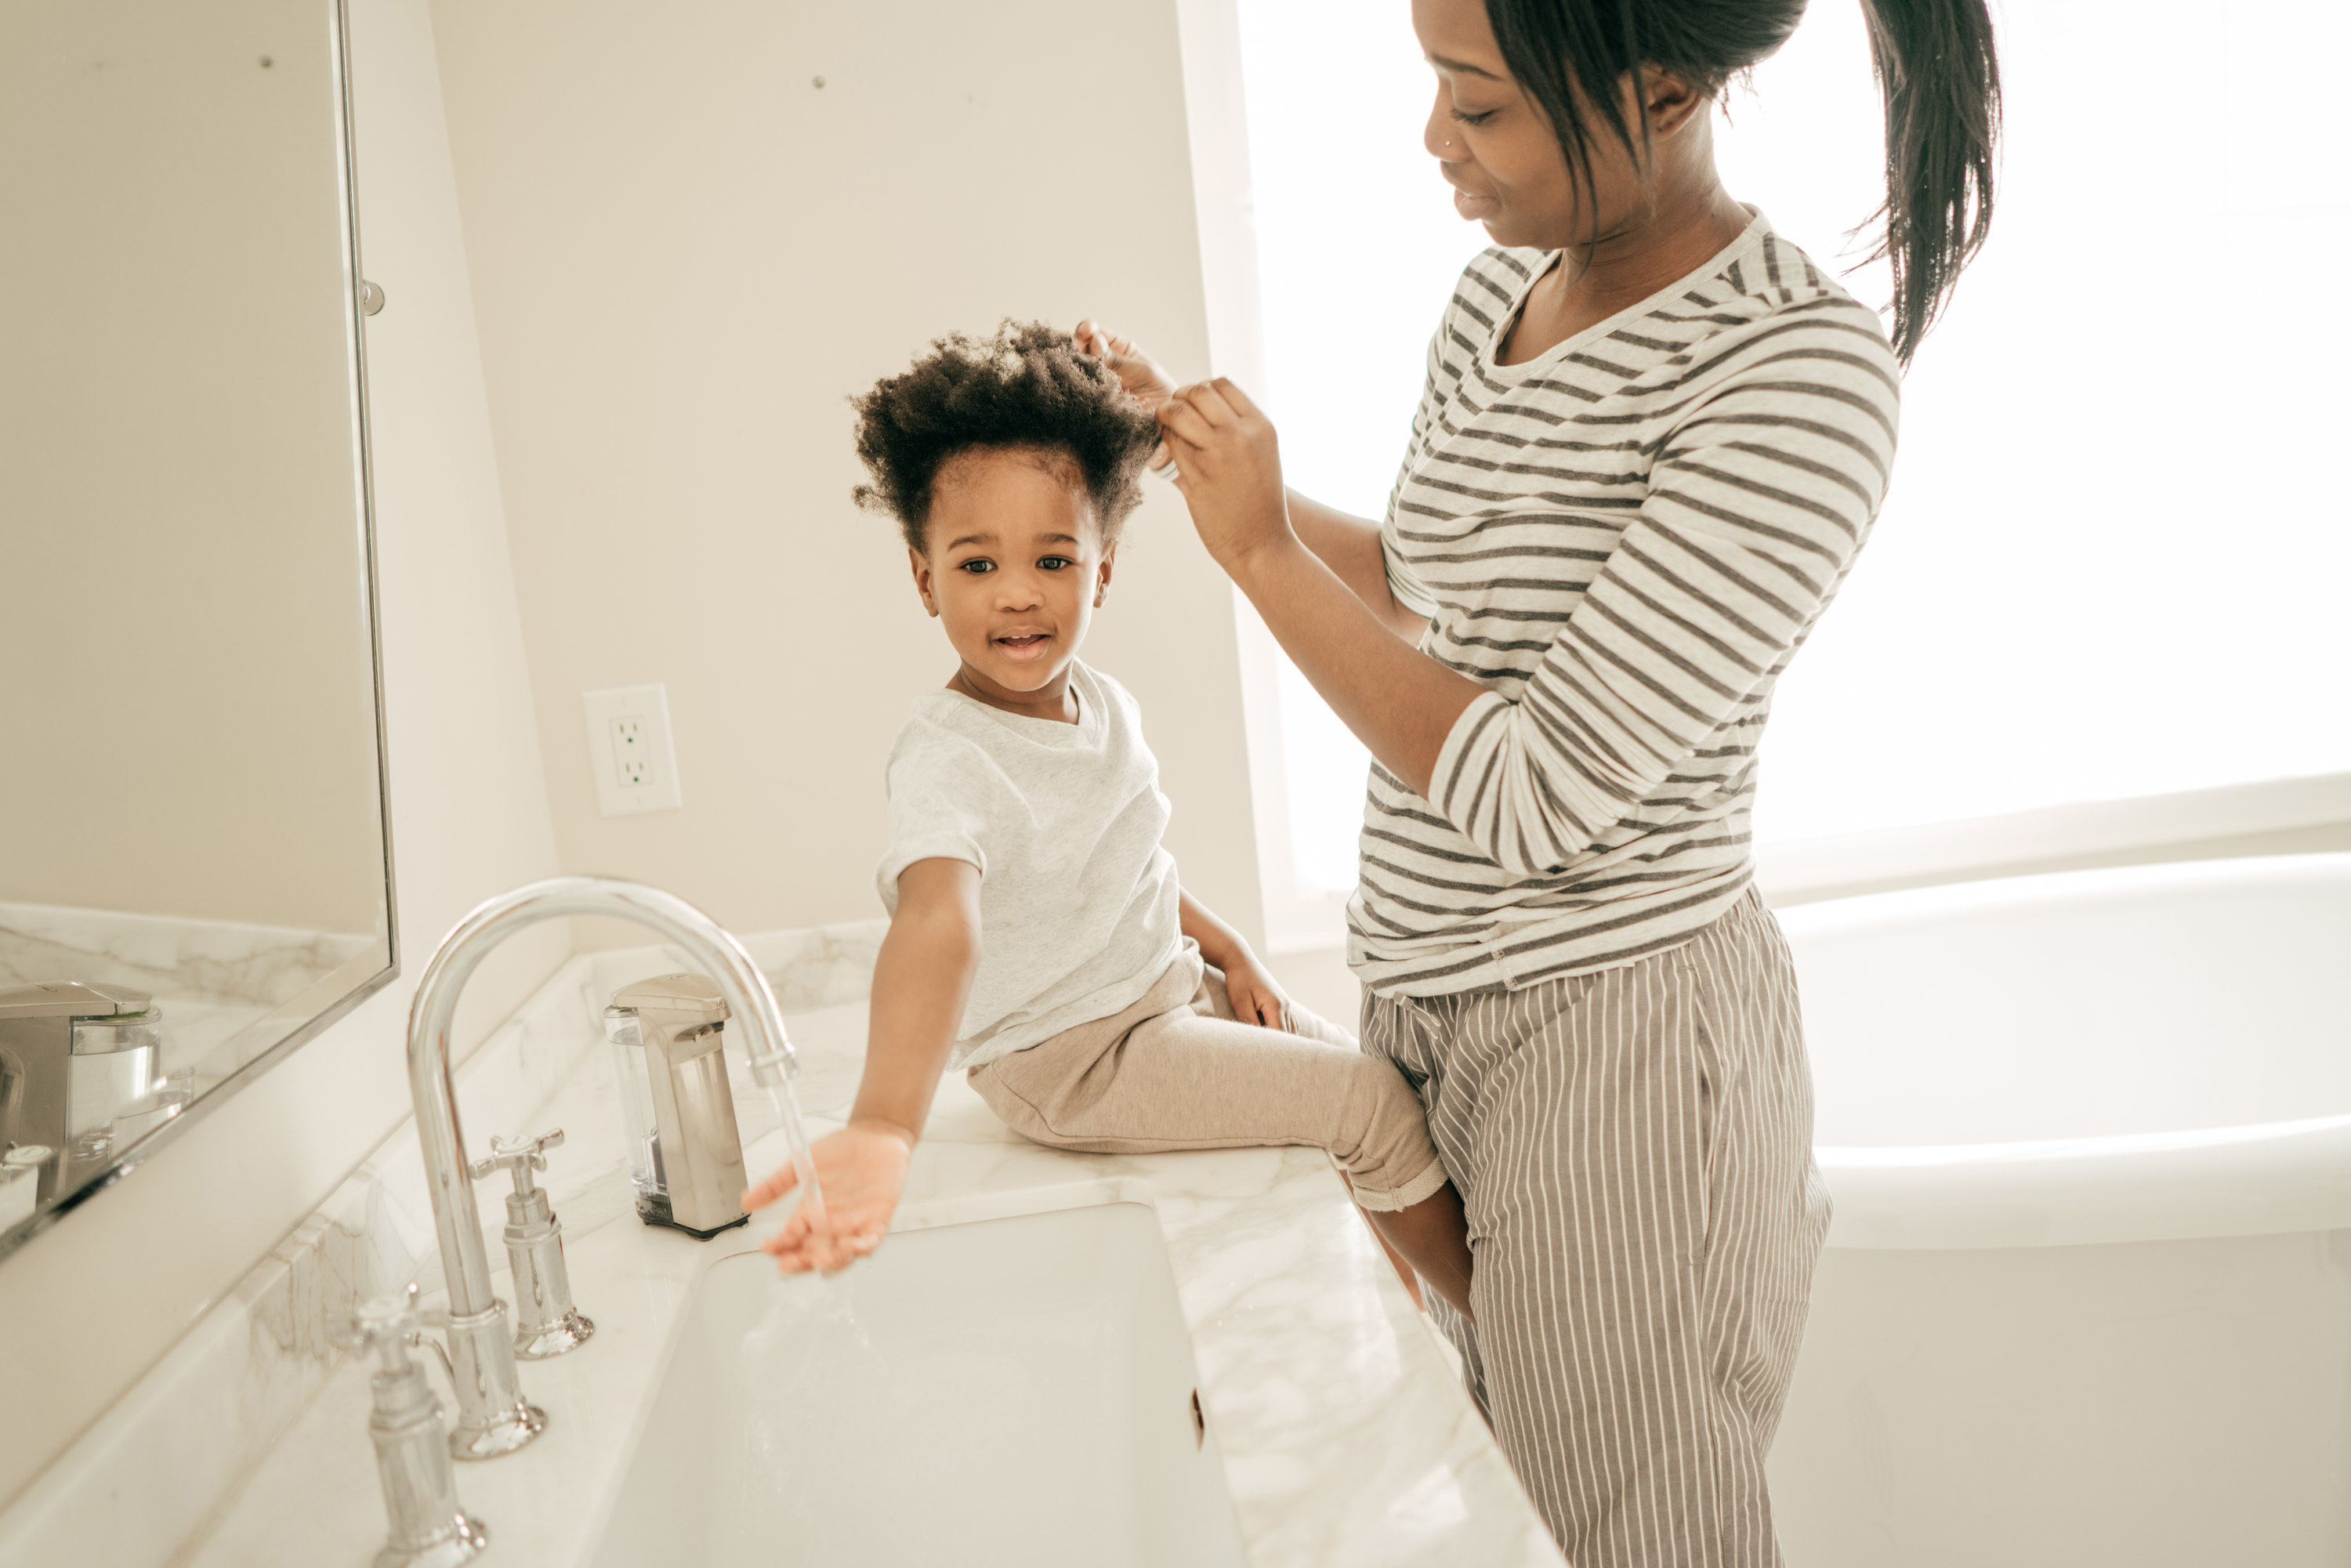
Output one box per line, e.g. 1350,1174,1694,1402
0,981,160,1203
603,972,752,1237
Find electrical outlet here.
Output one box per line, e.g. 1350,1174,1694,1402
610,717,651,787
582,685,683,817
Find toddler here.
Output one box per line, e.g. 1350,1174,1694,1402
743,323,1473,1320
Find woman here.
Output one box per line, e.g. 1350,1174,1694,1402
1085,0,1996,1562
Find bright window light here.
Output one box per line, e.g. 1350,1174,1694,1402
1236,0,2349,905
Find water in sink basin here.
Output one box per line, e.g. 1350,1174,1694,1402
590,1202,1248,1568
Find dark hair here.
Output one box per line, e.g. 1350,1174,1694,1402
850,320,1161,552
1483,0,1999,365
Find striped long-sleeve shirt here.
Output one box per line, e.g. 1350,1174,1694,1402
1352,215,1900,995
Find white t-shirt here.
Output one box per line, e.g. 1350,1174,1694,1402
875,661,1184,1071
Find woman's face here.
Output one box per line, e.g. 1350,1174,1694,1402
1412,0,1653,252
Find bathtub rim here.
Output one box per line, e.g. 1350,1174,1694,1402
1817,1114,2351,1250
1773,847,2351,940
1788,853,2351,1251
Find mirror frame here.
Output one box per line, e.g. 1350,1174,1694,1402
0,0,399,1264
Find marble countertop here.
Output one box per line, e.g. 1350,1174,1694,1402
184,998,1562,1566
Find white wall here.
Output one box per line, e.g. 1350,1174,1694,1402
428,0,1268,951
1720,0,2351,844
0,0,567,1511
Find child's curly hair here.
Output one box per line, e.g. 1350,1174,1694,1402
851,321,1161,552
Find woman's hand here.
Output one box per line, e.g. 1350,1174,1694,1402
1074,320,1176,470
1156,378,1295,575
1220,951,1295,1032
744,1120,912,1274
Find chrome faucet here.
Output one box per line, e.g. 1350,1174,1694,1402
404,876,825,1460
330,1284,491,1568
471,1128,595,1360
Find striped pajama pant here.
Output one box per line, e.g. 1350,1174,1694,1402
1360,889,1830,1567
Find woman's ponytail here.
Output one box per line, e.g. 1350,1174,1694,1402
1486,0,2001,367
1855,0,2000,364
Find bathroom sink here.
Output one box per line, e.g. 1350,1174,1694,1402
589,1201,1248,1568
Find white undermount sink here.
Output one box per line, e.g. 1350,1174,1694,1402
589,1202,1249,1567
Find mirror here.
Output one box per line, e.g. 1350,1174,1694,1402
0,0,393,1256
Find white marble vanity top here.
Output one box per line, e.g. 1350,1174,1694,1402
180,996,1562,1566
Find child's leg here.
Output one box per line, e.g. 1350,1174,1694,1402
1365,1182,1473,1320
1197,965,1470,1314
969,980,1475,1317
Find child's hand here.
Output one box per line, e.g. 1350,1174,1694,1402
1221,953,1295,1033
742,1121,912,1274
1155,378,1292,574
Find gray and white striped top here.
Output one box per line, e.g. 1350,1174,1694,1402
1352,214,1900,995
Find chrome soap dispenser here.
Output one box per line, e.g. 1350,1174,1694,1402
0,981,164,1205
603,972,752,1237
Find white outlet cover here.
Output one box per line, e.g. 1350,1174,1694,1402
581,684,683,817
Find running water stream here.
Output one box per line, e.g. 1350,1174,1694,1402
763,1077,828,1229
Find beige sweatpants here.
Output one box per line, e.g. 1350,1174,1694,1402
965,945,1449,1211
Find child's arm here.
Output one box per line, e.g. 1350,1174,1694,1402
744,856,981,1273
1179,889,1295,1031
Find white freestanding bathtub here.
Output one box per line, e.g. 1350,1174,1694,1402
1765,853,2351,1567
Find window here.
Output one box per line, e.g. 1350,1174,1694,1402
1232,0,2349,943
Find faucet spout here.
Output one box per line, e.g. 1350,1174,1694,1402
406,876,824,1459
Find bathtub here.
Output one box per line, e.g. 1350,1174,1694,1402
1764,853,2351,1568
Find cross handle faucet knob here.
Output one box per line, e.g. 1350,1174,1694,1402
470,1128,565,1197
330,1282,455,1376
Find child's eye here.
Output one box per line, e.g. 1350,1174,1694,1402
1037,556,1073,570
957,559,995,574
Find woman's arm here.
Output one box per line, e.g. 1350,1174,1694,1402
1284,491,1427,642
1178,887,1293,1030
746,856,980,1272
1160,346,1893,875
1157,381,1486,800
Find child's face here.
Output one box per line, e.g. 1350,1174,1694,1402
910,449,1114,701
